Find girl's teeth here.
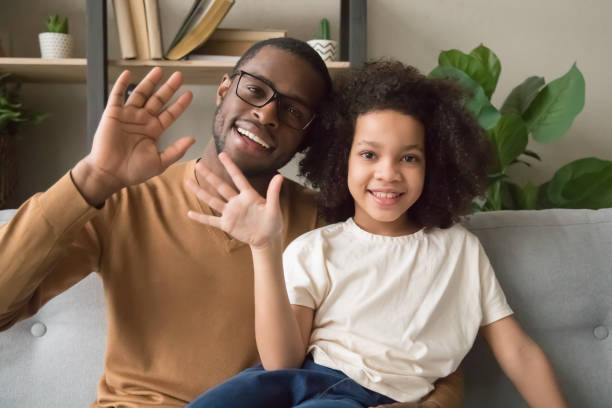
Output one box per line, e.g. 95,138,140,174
237,127,270,149
373,192,399,199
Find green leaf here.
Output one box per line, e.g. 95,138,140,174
546,158,612,209
500,76,545,116
489,114,528,170
470,44,501,95
519,183,540,210
429,65,500,130
523,64,585,143
522,149,542,161
438,49,497,98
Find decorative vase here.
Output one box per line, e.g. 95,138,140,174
0,133,17,209
307,39,338,62
38,32,73,58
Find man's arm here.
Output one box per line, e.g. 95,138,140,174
370,369,464,408
480,315,567,407
0,67,193,327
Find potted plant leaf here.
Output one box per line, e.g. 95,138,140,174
39,14,73,58
429,44,612,210
0,73,46,208
307,18,337,61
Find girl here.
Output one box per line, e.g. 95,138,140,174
185,60,567,408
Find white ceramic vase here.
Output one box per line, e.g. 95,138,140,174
38,32,73,58
307,39,338,62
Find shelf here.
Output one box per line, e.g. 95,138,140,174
0,57,350,85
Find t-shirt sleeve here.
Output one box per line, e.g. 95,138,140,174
477,241,513,326
282,233,329,310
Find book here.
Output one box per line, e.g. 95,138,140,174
144,0,163,59
165,0,235,61
112,0,137,59
128,0,150,60
188,28,287,58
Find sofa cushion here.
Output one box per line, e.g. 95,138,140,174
462,208,612,408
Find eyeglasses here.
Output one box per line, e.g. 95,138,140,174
233,70,316,131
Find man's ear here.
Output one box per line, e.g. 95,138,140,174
216,74,232,106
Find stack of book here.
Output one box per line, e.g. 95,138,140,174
113,0,286,61
113,0,164,59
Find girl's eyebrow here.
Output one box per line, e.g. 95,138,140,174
356,140,424,152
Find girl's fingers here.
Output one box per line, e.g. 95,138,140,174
187,210,222,229
185,179,227,214
265,174,283,213
195,161,238,201
107,70,131,107
218,152,253,192
125,67,163,108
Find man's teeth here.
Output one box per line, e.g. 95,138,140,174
372,192,400,199
237,127,270,149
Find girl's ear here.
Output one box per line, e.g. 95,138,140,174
216,74,232,106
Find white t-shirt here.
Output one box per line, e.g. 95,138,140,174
282,218,513,402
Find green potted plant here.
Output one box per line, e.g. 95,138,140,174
0,73,46,208
38,14,73,58
307,18,337,61
429,44,612,210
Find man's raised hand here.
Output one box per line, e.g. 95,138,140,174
72,67,194,206
186,152,284,249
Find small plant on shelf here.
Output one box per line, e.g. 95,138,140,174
307,18,338,62
39,14,73,58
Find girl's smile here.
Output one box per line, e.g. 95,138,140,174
347,109,426,236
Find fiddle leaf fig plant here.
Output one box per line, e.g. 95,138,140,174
429,44,612,210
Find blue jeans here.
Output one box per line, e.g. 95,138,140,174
186,356,395,408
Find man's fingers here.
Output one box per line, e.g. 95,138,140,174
266,174,283,213
195,161,238,201
125,67,163,108
144,71,183,115
159,137,195,170
185,179,227,214
107,70,131,107
218,152,253,192
158,91,193,130
187,210,222,229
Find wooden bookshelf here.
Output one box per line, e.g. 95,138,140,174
0,57,350,84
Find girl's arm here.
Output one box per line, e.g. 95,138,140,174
186,152,313,370
480,315,567,408
251,242,314,369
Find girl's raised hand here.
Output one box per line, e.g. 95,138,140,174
186,152,284,249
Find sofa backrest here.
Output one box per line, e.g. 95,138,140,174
462,208,612,408
0,209,106,408
1,208,611,407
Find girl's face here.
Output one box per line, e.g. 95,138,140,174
348,110,425,236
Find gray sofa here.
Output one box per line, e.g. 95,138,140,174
1,208,610,407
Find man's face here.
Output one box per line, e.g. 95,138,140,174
213,46,326,177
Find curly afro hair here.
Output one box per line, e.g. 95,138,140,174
299,59,493,229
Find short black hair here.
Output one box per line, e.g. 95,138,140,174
233,37,332,98
300,59,493,229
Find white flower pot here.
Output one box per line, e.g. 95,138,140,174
38,32,73,58
307,39,338,62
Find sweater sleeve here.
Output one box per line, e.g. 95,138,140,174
0,172,105,330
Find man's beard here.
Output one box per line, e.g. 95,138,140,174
211,105,280,179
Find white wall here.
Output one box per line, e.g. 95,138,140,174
2,0,611,207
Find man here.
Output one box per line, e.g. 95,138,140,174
0,38,461,407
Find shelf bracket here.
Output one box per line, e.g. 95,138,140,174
86,0,108,147
340,0,367,67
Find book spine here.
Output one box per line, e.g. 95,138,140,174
113,0,137,59
128,0,151,60
144,0,163,60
